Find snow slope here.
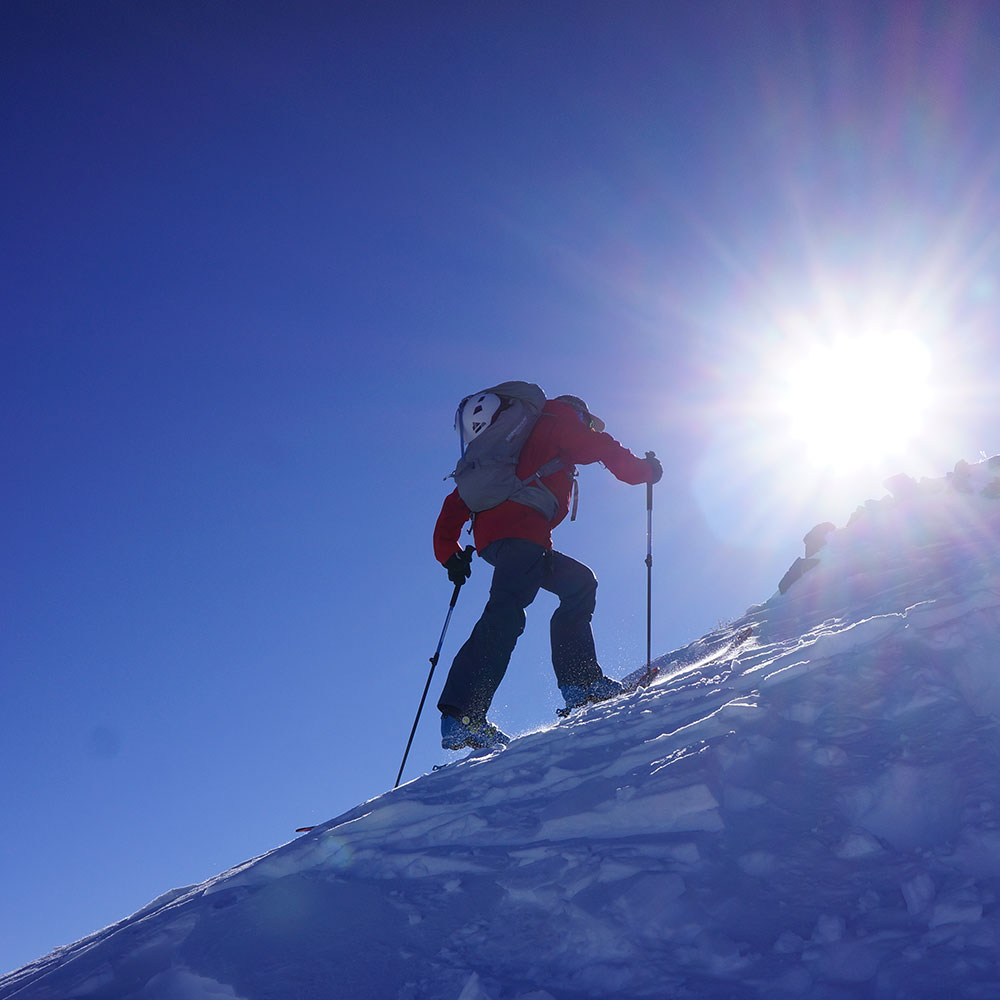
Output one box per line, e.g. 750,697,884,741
5,460,1000,999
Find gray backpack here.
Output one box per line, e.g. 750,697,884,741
449,381,566,520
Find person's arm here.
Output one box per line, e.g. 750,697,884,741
556,405,656,485
433,488,472,564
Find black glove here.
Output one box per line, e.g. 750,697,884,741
645,454,663,484
444,546,474,586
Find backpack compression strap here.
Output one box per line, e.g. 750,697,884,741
521,459,580,522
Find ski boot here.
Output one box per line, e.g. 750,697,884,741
557,675,626,717
440,713,510,751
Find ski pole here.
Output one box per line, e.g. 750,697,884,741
645,451,655,671
394,546,473,789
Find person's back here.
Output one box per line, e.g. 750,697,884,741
436,396,654,561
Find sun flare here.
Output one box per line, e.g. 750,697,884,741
771,334,933,472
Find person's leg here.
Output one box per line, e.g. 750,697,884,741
544,550,603,690
437,538,547,725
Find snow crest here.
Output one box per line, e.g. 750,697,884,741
4,459,1000,999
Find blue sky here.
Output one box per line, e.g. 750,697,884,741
4,0,1000,973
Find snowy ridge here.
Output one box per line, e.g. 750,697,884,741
5,460,1000,998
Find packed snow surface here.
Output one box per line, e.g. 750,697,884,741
5,459,1000,999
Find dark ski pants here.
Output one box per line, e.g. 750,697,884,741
437,538,603,724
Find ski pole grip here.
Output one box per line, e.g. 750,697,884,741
645,451,656,511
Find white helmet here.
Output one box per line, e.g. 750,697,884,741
457,392,501,444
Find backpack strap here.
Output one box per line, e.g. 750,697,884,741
529,457,565,480
521,460,580,522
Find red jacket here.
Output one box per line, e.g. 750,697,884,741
434,398,654,563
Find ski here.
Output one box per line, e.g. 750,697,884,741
642,624,755,687
657,624,755,681
555,663,660,719
617,661,662,694
432,743,507,772
558,625,755,719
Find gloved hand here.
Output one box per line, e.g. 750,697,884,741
645,453,663,484
444,546,474,586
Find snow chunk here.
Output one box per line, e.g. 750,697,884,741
834,831,883,859
785,701,822,723
136,967,246,999
929,886,984,928
838,763,959,850
456,971,495,1000
774,930,806,954
813,745,848,767
537,784,722,840
813,941,881,983
739,851,777,876
723,785,767,811
812,914,845,944
612,872,687,936
948,827,1000,877
900,872,936,917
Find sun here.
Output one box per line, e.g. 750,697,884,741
770,333,933,473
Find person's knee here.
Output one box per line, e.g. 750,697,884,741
481,598,527,638
556,573,596,619
573,567,598,611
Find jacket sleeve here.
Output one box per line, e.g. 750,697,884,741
433,488,472,564
556,406,653,485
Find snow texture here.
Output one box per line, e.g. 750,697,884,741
5,458,1000,998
